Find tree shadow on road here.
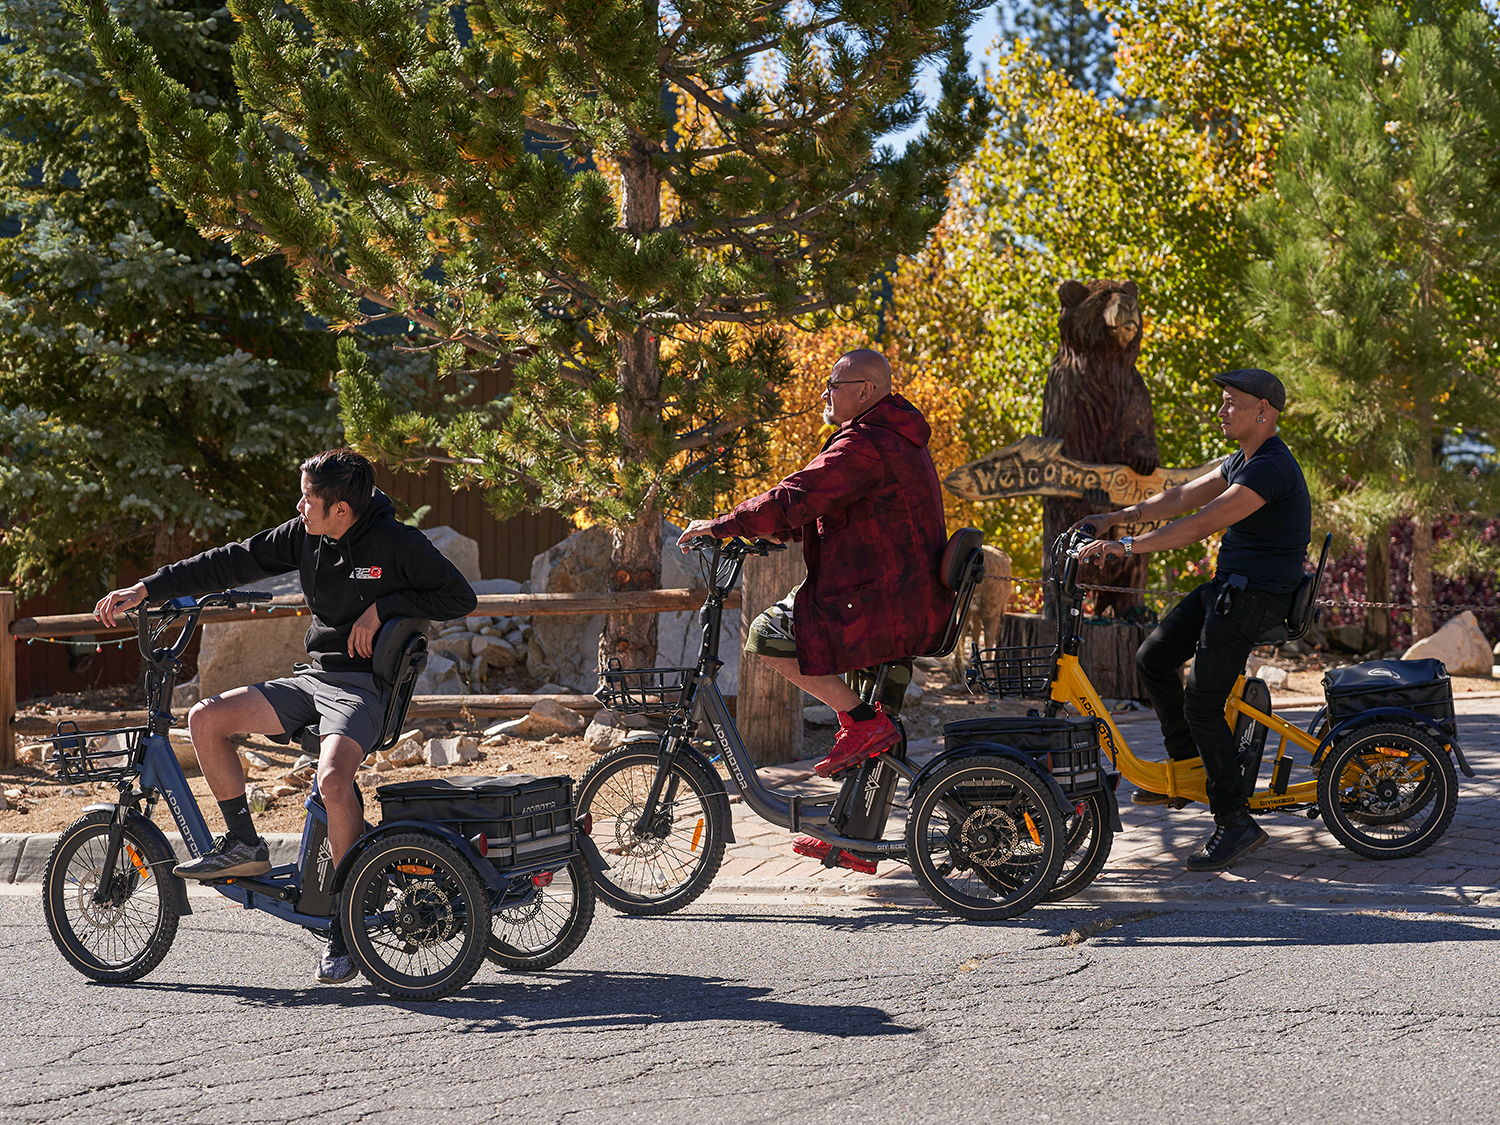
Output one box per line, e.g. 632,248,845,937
1033,905,1500,949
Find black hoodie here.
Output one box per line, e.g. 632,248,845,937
141,489,478,675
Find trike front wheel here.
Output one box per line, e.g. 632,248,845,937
576,744,727,915
340,832,489,1000
1317,721,1457,860
487,853,597,971
1044,790,1115,902
905,755,1065,921
43,811,181,983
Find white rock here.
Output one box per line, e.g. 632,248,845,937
196,571,308,698
510,699,587,738
0,791,7,811
422,526,481,583
429,632,477,663
471,578,524,597
425,736,480,767
58,785,88,798
536,682,572,695
1403,610,1493,675
292,754,316,771
278,770,311,790
804,704,839,727
584,719,628,752
172,675,201,711
905,681,924,704
1256,665,1289,687
414,651,467,695
271,784,301,798
239,748,274,770
386,737,426,765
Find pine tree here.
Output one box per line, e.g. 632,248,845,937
1240,4,1500,640
0,0,339,596
79,0,991,665
1002,0,1116,94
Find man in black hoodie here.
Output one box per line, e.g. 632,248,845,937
94,449,476,982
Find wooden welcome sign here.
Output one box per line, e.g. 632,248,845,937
944,435,1225,534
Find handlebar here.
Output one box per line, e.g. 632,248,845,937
684,535,786,559
132,590,276,662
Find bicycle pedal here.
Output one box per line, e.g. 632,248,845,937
836,851,878,875
792,836,834,862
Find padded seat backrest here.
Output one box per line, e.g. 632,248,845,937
925,528,986,659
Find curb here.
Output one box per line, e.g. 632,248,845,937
0,832,303,885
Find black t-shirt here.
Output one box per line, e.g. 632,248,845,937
1216,435,1311,593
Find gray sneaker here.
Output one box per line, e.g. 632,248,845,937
173,834,271,880
317,943,357,985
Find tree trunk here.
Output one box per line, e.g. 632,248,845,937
738,545,807,765
1411,407,1435,640
1363,525,1391,654
601,137,665,671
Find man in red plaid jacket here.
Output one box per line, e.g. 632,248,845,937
678,349,950,780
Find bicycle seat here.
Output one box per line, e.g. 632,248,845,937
923,527,986,659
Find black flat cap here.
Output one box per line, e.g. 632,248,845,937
1213,368,1286,412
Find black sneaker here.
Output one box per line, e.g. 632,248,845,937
317,941,357,985
1131,788,1172,806
173,834,272,880
1185,815,1268,872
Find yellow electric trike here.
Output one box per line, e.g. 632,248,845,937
966,529,1474,898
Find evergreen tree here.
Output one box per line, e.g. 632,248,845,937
0,0,338,596
81,0,991,664
1240,4,1500,640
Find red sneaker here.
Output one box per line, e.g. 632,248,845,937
791,837,879,875
814,705,900,777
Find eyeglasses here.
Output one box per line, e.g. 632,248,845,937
824,378,869,391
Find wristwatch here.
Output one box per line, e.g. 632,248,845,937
1120,536,1134,556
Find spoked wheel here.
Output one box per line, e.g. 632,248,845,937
43,812,181,983
487,853,597,971
1044,791,1115,902
340,832,489,1000
905,755,1066,921
1317,721,1457,860
575,744,727,915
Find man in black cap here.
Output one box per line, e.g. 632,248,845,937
1075,369,1311,870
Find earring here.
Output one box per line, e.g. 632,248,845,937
1257,414,1265,423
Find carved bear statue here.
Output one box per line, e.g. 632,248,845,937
1040,279,1159,618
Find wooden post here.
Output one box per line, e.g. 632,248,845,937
0,590,15,768
738,547,806,766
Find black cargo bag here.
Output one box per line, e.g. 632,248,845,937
942,716,1105,796
376,774,576,871
1322,659,1456,736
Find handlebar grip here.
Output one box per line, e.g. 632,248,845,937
229,590,273,603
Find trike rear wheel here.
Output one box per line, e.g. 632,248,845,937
487,853,597,971
340,832,489,1000
576,744,727,915
905,755,1065,921
1044,791,1114,902
43,811,180,983
1317,721,1457,860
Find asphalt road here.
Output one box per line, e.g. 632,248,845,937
6,891,1500,1124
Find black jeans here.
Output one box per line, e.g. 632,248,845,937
1135,578,1294,819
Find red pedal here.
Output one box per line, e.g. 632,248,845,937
837,851,878,875
792,836,833,861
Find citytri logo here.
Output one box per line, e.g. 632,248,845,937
352,566,383,580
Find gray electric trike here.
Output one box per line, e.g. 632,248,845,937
40,591,594,1000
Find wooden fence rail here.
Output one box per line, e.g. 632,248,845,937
0,588,740,768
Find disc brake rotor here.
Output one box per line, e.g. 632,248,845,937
610,802,671,860
1353,758,1419,815
73,868,129,929
389,878,457,946
959,806,1021,868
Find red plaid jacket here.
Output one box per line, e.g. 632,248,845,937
709,394,950,676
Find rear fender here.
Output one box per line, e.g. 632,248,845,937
82,803,192,917
330,819,508,896
911,745,1075,821
1313,709,1473,778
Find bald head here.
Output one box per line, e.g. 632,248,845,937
833,349,892,398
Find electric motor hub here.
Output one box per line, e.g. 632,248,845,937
389,879,457,946
960,806,1020,867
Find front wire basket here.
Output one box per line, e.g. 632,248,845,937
43,722,146,783
966,645,1060,700
595,662,693,715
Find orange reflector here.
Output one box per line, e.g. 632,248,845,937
532,871,554,888
397,864,434,875
691,817,705,853
1023,811,1042,846
125,843,150,880
1375,748,1410,758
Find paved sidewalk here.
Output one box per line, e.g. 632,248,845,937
7,697,1498,910
707,695,1500,908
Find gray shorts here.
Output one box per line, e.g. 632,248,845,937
256,669,387,754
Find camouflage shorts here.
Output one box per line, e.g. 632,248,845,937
745,585,913,717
